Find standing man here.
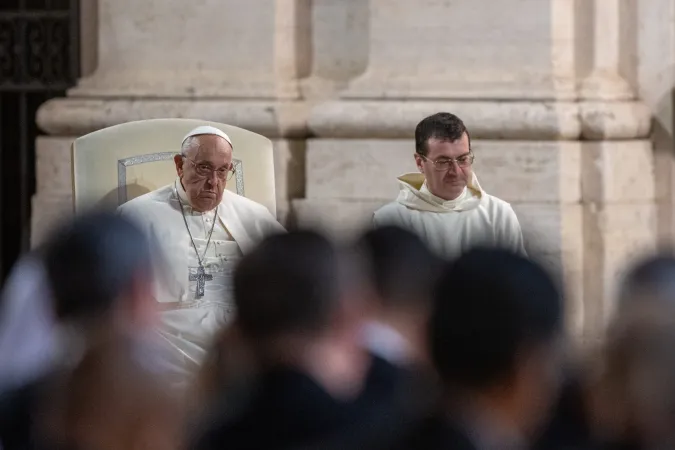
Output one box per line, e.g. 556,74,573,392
118,125,284,382
373,112,526,257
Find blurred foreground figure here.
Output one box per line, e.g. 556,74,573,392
576,254,675,450
373,113,525,258
617,254,675,310
534,253,675,450
193,231,408,450
591,302,675,450
0,211,181,450
398,248,563,450
0,255,56,394
118,126,284,382
355,225,442,367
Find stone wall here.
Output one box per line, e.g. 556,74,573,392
34,0,673,339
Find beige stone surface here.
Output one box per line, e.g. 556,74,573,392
581,140,655,203
579,101,652,140
306,140,581,203
31,195,74,248
36,137,75,196
578,0,634,101
272,140,306,226
309,101,582,140
37,99,309,139
341,0,577,100
513,203,584,337
582,203,657,336
71,0,308,98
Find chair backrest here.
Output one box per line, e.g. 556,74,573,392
71,119,277,216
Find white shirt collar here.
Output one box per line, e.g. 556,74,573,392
361,320,412,365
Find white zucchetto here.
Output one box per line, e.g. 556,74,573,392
182,125,233,148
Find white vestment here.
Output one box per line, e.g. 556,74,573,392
118,179,285,380
373,172,526,258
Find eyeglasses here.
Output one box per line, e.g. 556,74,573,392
420,153,474,171
182,156,235,181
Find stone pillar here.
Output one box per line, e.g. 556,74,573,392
33,0,310,243
636,0,675,244
578,0,656,337
294,0,653,340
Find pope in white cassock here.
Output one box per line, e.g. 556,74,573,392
374,112,526,257
118,126,285,380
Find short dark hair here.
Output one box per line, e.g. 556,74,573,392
234,231,341,340
415,112,470,156
619,254,675,308
355,226,442,310
430,248,562,390
42,211,153,323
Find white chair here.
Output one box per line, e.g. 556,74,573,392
71,118,277,216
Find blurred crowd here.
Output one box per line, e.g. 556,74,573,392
2,210,675,450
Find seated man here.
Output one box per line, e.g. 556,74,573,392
373,112,526,258
118,125,285,381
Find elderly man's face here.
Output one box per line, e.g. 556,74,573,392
174,134,233,212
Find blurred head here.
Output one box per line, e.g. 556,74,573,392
174,128,234,212
617,254,675,313
235,231,356,344
42,211,156,333
597,305,675,449
354,226,443,358
430,248,563,436
51,339,183,450
414,112,474,201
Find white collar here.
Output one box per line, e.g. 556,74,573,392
361,321,412,365
420,182,470,208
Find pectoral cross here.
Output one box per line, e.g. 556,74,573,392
189,265,213,298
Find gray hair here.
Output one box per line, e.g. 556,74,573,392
180,136,200,157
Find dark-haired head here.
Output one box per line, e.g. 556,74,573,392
430,247,563,434
42,211,155,329
414,112,474,201
234,230,346,341
415,112,470,157
355,225,442,311
618,254,675,311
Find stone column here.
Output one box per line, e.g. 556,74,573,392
636,0,675,244
579,0,656,337
294,0,653,340
33,0,310,243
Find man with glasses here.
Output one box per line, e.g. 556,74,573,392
373,112,525,257
118,126,284,384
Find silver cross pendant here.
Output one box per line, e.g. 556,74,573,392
189,265,213,298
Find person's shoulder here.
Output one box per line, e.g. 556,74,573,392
374,201,409,219
119,185,172,209
480,192,516,215
222,191,273,217
118,184,173,215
